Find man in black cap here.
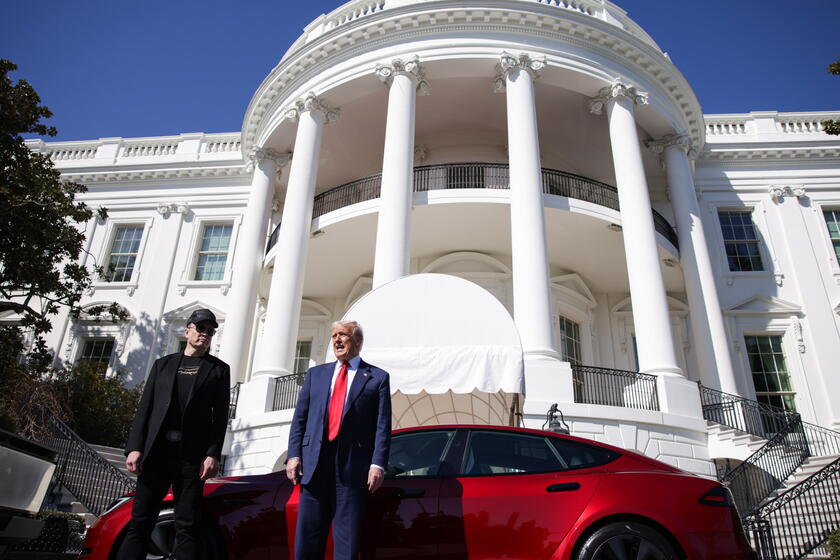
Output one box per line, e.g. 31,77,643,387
117,309,230,560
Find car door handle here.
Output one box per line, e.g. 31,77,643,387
396,488,426,498
546,482,581,493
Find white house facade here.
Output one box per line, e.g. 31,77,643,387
23,0,840,487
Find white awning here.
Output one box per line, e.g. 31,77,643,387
336,273,525,399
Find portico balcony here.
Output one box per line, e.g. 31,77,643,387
266,162,678,253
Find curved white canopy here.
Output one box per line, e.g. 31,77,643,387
333,273,525,396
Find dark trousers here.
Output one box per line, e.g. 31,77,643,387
116,442,204,560
295,441,368,560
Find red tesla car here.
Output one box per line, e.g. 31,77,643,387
81,425,754,559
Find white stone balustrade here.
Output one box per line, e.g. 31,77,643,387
25,132,245,170
705,111,840,141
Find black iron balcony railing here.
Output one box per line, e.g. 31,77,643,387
229,382,241,421
570,365,660,411
266,163,679,253
34,407,136,516
745,456,840,560
272,372,306,411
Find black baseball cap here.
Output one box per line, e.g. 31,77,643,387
187,308,218,328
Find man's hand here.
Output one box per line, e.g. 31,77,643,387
126,451,143,475
286,457,302,485
199,456,219,481
367,466,384,493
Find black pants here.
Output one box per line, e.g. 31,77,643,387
116,442,204,560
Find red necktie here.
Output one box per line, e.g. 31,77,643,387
327,361,349,441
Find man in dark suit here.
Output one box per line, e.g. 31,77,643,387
287,320,391,560
118,308,230,560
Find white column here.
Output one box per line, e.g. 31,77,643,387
372,57,429,289
648,135,739,395
498,52,560,362
219,148,290,384
591,82,700,417
253,94,338,379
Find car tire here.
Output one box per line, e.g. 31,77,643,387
574,521,680,560
116,509,227,560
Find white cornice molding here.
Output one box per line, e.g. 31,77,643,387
58,164,251,184
699,146,840,162
242,3,703,154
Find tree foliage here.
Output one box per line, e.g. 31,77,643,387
822,58,840,135
0,59,117,356
0,60,134,444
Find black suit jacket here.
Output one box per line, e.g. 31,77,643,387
126,352,230,462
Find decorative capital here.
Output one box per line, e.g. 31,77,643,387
589,80,649,115
647,134,695,157
247,147,292,175
375,56,430,95
158,202,191,217
494,52,546,92
285,93,340,123
769,185,806,202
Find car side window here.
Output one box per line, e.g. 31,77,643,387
461,431,563,475
386,430,456,478
549,437,619,470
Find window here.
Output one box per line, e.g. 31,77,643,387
78,338,115,374
558,316,581,366
824,210,840,264
194,224,232,281
447,165,484,189
718,211,764,271
549,437,619,470
462,431,563,475
105,225,143,282
178,339,188,353
294,341,312,374
386,430,455,477
745,335,796,413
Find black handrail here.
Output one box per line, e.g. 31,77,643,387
745,456,840,560
700,385,795,440
570,365,659,411
266,163,679,252
720,415,810,517
34,408,136,516
272,373,306,411
229,382,241,421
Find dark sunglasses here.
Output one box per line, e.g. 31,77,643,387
192,324,216,336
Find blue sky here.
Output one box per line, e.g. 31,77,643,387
3,0,838,142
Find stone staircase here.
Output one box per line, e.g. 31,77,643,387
765,455,840,560
707,417,840,560
88,444,135,480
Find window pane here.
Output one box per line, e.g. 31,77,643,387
462,431,562,475
825,210,840,266
745,335,795,413
549,437,619,470
558,316,581,366
79,338,115,374
105,225,143,282
718,211,764,272
194,224,233,281
294,341,312,374
386,430,455,477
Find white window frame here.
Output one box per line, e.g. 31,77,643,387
65,304,133,377
76,337,117,374
725,312,815,423
709,202,781,286
813,200,840,285
93,218,153,295
178,215,241,295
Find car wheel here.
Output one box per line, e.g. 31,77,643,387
575,521,680,560
118,510,226,560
